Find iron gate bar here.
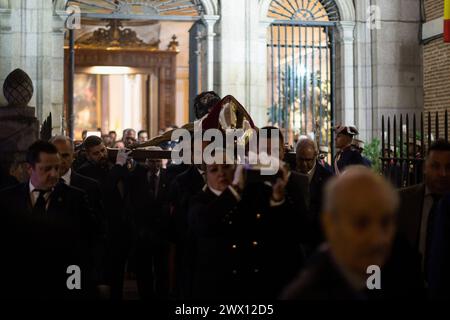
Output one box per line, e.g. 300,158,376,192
312,26,316,135
278,25,282,126
413,113,417,158
388,117,391,159
413,113,417,185
285,24,289,138
325,25,329,146
436,112,440,140
421,113,425,158
382,115,385,158
319,26,323,146
330,27,336,152
446,110,448,142
305,25,309,134
291,23,296,136
428,112,431,150
271,25,275,122
400,114,404,185
310,0,321,13
393,115,397,166
299,24,303,134
406,114,409,186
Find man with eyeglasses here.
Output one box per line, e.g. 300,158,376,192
296,137,333,249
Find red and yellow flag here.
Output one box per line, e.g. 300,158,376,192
445,0,450,42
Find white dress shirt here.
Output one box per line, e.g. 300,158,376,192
61,168,72,185
29,180,51,208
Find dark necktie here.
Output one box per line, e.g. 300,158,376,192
148,173,158,200
425,194,441,280
32,190,49,216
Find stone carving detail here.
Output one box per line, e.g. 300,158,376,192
3,69,34,107
167,35,180,52
76,19,160,50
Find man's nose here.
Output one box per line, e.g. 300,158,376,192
50,168,59,177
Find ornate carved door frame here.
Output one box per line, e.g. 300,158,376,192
64,48,177,135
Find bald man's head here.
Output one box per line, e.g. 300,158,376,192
296,137,318,174
322,166,399,277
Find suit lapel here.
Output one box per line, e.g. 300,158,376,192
401,184,426,248
47,183,66,216
22,183,33,213
412,184,426,247
191,166,205,190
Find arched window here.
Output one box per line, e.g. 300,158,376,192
66,0,205,17
267,0,339,148
268,0,340,21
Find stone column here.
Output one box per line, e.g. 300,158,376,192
216,0,247,102
202,15,219,92
354,0,373,141
337,21,356,127
250,18,272,127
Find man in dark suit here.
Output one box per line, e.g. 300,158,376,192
398,140,450,285
50,135,107,292
282,167,420,300
168,162,205,298
0,141,96,299
429,193,450,299
76,136,132,300
333,125,367,175
296,137,333,248
128,158,171,300
259,126,310,210
51,136,103,220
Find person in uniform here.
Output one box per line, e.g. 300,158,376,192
185,149,304,300
352,139,372,167
333,125,367,175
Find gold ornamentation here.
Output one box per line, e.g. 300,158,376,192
76,20,160,51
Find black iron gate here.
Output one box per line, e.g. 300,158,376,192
381,111,450,188
267,20,336,149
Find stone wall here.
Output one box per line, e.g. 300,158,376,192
425,0,444,20
369,0,423,139
423,0,450,130
0,0,65,133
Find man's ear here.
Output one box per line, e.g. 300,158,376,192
321,211,334,242
26,163,33,177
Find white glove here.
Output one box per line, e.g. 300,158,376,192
116,148,131,166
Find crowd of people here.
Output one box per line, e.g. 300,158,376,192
0,91,450,300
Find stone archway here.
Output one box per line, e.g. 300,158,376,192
259,0,355,22
259,0,357,132
53,0,218,15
